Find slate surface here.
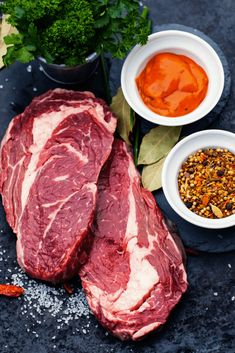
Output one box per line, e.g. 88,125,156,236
0,1,235,353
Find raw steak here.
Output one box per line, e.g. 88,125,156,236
0,89,116,283
80,139,188,340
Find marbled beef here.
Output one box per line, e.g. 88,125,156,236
0,89,116,283
80,139,188,340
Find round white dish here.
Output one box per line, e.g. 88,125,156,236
121,30,225,126
162,130,235,229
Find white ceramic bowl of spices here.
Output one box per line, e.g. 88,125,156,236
121,30,224,126
162,130,235,229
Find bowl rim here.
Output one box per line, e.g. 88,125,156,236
162,129,235,229
121,29,225,126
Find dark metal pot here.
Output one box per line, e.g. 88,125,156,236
38,53,99,84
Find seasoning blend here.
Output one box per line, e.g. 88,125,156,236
136,52,208,117
178,148,235,219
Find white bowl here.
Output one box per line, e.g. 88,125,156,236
162,130,235,229
121,30,225,126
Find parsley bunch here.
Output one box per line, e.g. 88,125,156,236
1,0,151,66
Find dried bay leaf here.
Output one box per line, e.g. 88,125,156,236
210,204,223,218
138,125,182,165
0,15,18,69
110,87,135,145
142,157,166,192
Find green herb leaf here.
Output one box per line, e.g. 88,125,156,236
94,14,110,28
0,15,18,68
15,46,35,62
14,6,25,19
138,126,182,165
4,33,22,45
141,157,166,192
110,88,135,145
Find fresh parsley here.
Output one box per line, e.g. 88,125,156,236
1,0,151,66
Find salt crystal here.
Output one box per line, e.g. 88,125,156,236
5,78,9,82
232,296,235,301
33,87,37,92
10,271,89,327
0,85,3,89
27,65,32,73
82,329,87,334
213,292,218,296
228,264,232,269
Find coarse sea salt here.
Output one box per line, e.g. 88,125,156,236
10,269,90,333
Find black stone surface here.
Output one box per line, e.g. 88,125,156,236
0,1,235,353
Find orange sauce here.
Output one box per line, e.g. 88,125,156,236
136,52,208,117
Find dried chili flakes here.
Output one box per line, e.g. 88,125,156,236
0,284,24,297
63,283,74,295
178,148,235,219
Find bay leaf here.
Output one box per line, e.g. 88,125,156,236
0,15,18,69
138,125,182,165
110,87,135,145
141,157,166,192
210,204,223,218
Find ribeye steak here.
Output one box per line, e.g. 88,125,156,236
0,89,116,283
80,139,188,340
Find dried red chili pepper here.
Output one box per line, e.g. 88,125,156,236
63,283,74,295
0,284,24,297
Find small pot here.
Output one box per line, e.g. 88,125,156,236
38,53,99,84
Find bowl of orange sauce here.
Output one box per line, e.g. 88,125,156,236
121,30,224,126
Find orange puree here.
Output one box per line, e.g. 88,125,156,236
136,53,208,117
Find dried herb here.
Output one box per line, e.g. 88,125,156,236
178,148,235,218
110,88,135,145
141,157,166,192
0,284,24,297
210,204,223,218
138,126,182,165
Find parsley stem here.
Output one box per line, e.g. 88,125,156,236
100,51,111,105
130,107,135,130
134,116,140,166
141,6,152,33
141,6,149,19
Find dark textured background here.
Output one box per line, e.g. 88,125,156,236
0,1,235,353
